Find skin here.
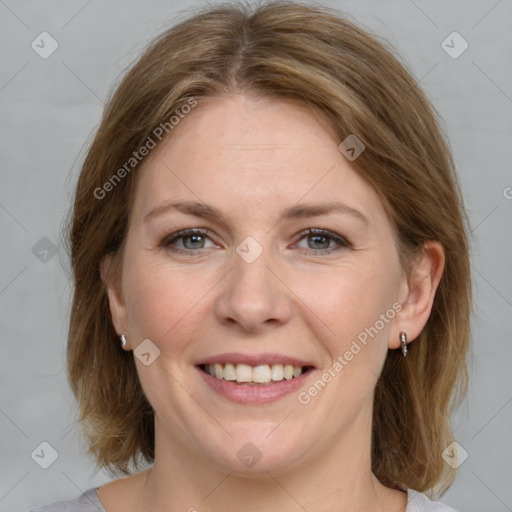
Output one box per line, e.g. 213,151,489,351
100,94,444,512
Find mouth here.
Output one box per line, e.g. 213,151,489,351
195,352,316,405
198,363,315,385
195,353,317,403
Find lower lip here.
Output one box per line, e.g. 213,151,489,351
196,367,315,404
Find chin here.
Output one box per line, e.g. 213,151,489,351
199,425,309,476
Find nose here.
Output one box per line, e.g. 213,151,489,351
213,242,292,333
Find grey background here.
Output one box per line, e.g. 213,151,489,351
1,1,511,511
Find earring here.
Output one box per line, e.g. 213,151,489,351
400,331,408,357
120,334,127,349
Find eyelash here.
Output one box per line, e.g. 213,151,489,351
161,228,349,256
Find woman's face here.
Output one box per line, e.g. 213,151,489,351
105,94,408,475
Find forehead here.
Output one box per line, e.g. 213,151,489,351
131,95,387,226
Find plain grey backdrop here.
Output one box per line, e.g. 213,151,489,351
1,0,511,511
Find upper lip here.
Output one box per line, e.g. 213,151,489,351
196,352,316,368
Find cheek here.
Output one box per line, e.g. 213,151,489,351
123,257,204,350
290,257,400,361
295,262,400,418
282,258,400,443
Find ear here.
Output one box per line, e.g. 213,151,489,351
100,252,130,348
389,241,445,349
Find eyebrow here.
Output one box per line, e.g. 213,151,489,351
144,199,369,225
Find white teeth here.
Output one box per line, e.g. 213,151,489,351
252,365,271,383
235,364,253,382
271,364,284,381
203,363,307,383
214,363,223,379
223,363,236,381
284,364,294,380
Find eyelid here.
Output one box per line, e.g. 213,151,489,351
162,228,215,248
293,227,350,252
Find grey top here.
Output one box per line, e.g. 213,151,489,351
29,487,459,511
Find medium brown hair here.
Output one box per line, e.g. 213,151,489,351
65,0,472,498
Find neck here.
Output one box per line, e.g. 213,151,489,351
134,408,403,512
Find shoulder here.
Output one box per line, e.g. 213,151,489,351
28,488,105,512
407,489,459,512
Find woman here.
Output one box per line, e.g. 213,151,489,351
31,1,471,511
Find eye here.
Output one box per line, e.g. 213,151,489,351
293,228,349,255
161,227,349,256
161,228,215,253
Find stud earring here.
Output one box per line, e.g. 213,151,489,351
120,334,127,349
400,331,408,357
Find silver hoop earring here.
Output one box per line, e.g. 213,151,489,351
400,331,408,357
120,334,127,349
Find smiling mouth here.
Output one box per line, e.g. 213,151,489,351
198,363,315,385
